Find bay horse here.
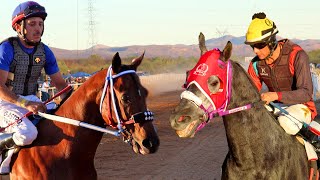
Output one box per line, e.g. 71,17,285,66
9,52,159,179
170,33,313,179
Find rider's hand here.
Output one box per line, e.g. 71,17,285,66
25,101,47,115
261,92,278,104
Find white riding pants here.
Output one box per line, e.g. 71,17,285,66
266,103,312,135
0,95,41,146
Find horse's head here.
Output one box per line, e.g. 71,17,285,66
100,52,159,154
170,33,232,138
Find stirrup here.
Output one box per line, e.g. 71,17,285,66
313,142,320,153
0,133,16,153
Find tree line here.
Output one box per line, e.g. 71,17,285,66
57,50,320,75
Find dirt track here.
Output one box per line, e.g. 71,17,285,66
95,90,228,180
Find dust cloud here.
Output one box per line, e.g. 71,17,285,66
140,73,185,96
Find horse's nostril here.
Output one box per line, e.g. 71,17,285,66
142,138,159,149
142,139,152,148
178,116,185,122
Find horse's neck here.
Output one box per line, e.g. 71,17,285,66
56,82,103,124
49,82,105,152
223,62,286,163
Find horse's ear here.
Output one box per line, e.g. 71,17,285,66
112,52,122,73
222,41,232,61
199,32,208,56
131,51,145,70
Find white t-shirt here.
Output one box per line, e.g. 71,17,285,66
41,81,50,92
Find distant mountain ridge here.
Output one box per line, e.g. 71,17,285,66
51,35,320,60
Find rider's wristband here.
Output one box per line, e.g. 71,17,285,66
17,97,29,108
276,92,282,101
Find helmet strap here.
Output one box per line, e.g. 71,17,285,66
264,43,277,61
263,35,278,61
17,20,42,47
17,20,25,40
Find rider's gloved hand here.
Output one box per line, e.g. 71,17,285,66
17,97,46,114
261,92,279,104
25,101,47,115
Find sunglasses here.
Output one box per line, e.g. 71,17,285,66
250,43,268,49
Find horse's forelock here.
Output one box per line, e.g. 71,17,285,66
119,65,135,72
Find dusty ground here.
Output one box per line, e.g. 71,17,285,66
95,90,228,180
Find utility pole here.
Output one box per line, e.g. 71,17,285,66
88,0,97,55
216,28,229,38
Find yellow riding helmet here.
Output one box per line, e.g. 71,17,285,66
245,13,278,45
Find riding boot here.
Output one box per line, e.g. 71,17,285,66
0,133,16,153
298,126,320,152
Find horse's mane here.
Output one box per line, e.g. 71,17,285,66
228,61,262,107
51,69,106,114
230,60,283,122
232,61,261,97
225,60,284,135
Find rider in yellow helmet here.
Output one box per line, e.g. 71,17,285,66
245,12,278,60
246,12,320,152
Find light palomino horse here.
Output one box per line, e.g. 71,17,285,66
9,52,160,180
170,33,316,179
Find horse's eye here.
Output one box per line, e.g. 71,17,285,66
211,81,219,87
121,95,131,104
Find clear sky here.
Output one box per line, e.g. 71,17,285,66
0,0,319,50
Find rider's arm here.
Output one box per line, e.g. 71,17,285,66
247,62,262,91
0,69,46,113
0,43,24,106
44,46,69,98
0,69,22,106
49,72,68,92
0,42,45,113
280,50,313,104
